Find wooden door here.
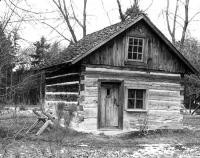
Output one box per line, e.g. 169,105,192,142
100,83,119,128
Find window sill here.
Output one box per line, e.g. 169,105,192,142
125,109,147,112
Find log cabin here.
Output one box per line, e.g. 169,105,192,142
43,14,198,133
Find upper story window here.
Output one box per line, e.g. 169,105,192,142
127,37,144,61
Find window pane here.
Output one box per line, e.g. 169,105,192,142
128,89,135,98
128,53,132,59
139,39,143,46
128,99,135,109
129,38,133,45
134,39,138,45
136,90,143,98
136,100,143,109
128,46,133,52
138,54,142,60
107,88,111,96
133,53,137,59
138,46,142,53
133,46,137,52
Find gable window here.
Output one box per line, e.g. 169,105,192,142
128,89,145,109
127,37,144,61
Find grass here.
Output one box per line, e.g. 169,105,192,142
1,112,200,146
1,110,200,157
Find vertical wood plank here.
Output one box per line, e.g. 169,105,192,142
97,81,101,129
119,81,124,129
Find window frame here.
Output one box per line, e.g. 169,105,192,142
128,89,144,109
127,36,144,62
125,87,148,112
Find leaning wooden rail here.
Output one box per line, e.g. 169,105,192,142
26,108,54,136
191,103,200,115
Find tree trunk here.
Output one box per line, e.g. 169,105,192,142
83,0,87,37
180,0,189,47
116,0,125,21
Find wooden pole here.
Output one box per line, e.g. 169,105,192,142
40,70,45,109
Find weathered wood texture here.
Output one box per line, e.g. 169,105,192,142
82,20,188,73
80,66,184,130
100,84,119,128
183,115,200,129
44,65,81,118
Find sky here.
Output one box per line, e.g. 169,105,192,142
1,0,200,49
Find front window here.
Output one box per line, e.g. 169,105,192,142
127,37,144,61
128,89,145,109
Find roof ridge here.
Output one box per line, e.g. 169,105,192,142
69,14,143,48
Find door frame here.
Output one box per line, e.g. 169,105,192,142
97,79,124,130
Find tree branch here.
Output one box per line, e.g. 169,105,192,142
100,0,111,25
40,21,71,42
166,0,174,43
180,0,189,46
83,0,87,37
70,0,83,28
116,0,125,21
172,0,179,44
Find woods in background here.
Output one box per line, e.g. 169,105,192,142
0,35,63,106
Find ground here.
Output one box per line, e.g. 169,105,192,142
1,107,200,157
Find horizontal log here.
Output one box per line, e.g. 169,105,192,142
85,74,182,91
81,103,97,108
46,74,80,85
149,72,180,77
149,89,180,97
46,65,81,78
46,73,79,80
85,68,181,83
45,93,78,102
148,110,182,121
84,108,97,118
45,100,78,105
46,92,79,95
85,87,98,97
46,81,79,86
138,110,182,129
150,83,183,91
46,84,79,92
125,81,151,89
81,78,98,87
149,95,183,102
86,67,147,75
148,100,181,110
81,96,98,105
86,67,180,78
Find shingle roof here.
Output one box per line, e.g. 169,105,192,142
44,14,198,74
45,15,143,67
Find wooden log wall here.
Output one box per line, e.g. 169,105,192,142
44,65,81,118
80,66,184,131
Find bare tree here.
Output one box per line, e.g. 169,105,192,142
52,0,87,43
165,0,200,47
